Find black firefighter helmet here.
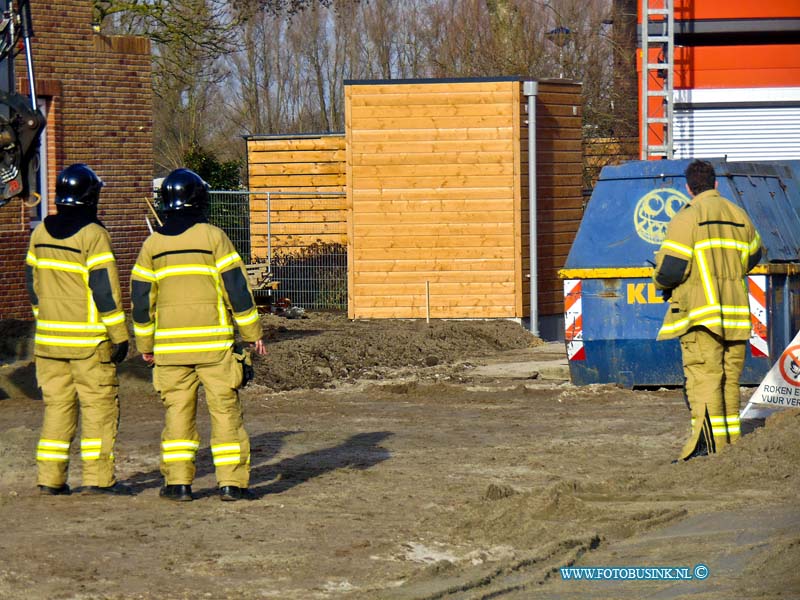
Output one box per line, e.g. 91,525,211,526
160,168,209,212
55,163,104,207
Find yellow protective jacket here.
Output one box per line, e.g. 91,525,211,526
131,222,262,365
653,189,762,341
26,220,128,359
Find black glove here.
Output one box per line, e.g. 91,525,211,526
111,340,129,364
233,343,254,388
242,360,254,388
661,288,673,302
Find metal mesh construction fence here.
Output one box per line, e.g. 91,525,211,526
207,190,251,260
208,190,348,311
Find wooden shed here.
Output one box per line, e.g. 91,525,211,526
245,133,347,258
345,77,582,332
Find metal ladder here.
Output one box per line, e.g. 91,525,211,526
640,0,674,159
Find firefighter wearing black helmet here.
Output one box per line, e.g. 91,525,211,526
131,168,265,502
25,163,131,496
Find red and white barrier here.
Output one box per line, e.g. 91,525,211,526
747,275,768,358
564,279,585,361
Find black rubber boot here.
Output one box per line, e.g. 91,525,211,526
83,482,135,496
219,486,255,501
159,484,193,502
38,484,71,496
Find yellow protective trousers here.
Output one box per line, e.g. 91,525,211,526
153,348,249,488
679,327,745,460
35,341,120,488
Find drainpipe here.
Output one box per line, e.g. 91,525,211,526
0,0,13,103
523,81,539,337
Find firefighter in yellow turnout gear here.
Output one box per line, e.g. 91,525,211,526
26,164,131,496
653,160,762,461
132,168,266,502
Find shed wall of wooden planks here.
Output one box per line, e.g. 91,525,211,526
346,78,583,320
246,134,347,257
523,81,584,318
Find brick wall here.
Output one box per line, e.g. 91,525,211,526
0,0,152,320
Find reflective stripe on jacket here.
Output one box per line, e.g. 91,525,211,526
26,222,128,359
131,223,262,365
652,189,762,341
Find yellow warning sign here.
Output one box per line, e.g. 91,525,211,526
633,188,689,245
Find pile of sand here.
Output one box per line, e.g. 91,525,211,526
456,408,800,550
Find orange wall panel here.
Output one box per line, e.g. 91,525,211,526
640,0,800,22
674,0,800,20
675,45,800,89
638,44,800,91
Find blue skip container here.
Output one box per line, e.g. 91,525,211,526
559,159,800,387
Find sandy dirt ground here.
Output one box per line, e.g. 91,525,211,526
0,312,798,600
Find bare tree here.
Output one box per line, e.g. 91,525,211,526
94,0,241,79
229,8,293,134
94,0,246,171
96,0,638,178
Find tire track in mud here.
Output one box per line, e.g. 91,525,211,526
379,408,800,599
380,536,602,600
381,503,691,600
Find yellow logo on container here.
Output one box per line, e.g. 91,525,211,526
634,188,689,244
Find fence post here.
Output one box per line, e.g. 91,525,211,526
426,281,431,323
267,191,272,272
